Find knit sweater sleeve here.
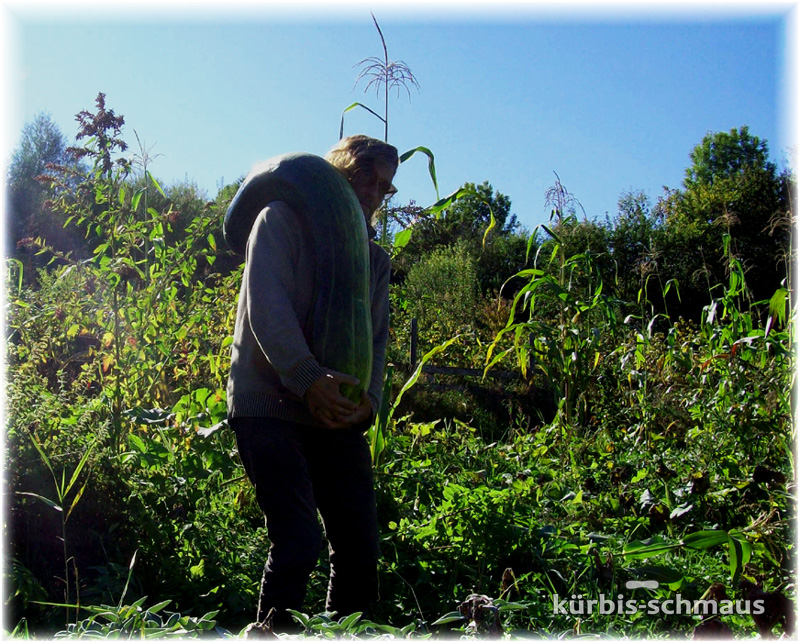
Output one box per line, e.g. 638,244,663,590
367,242,392,418
243,202,325,398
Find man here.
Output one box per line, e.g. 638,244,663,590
227,135,398,632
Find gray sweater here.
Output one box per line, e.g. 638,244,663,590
226,200,391,427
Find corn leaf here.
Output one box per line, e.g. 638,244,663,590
339,102,385,140
65,438,97,496
147,171,165,197
392,227,412,252
16,491,62,513
682,530,728,550
392,335,461,415
399,146,439,199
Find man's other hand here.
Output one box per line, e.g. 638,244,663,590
305,370,370,429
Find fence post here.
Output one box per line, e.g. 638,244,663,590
410,317,418,371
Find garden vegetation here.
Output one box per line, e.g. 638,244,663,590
4,95,795,638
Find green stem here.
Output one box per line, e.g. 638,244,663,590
107,177,123,450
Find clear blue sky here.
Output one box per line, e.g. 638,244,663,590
3,3,796,234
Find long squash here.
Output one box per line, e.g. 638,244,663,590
224,153,372,402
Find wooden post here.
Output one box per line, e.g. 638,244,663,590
410,317,418,371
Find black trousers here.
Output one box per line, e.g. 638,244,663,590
232,416,380,627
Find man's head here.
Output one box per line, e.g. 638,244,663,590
325,135,399,224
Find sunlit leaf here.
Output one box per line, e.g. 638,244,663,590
147,171,165,197
431,611,464,626
682,530,728,550
392,227,412,252
400,146,439,199
16,491,62,513
622,536,677,559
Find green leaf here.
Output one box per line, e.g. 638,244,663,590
64,438,97,496
367,366,392,467
338,612,362,629
728,534,743,585
622,535,677,559
682,530,728,550
128,434,147,453
630,565,684,590
769,287,789,326
400,146,439,199
391,335,461,415
147,171,165,197
131,188,145,212
431,611,464,626
494,600,529,611
189,558,205,579
541,224,562,243
7,257,24,295
426,187,472,218
727,532,752,585
28,433,55,477
147,599,171,614
31,600,81,609
392,227,412,252
481,206,497,248
16,491,62,513
118,550,138,609
286,610,310,627
65,476,90,522
339,102,385,140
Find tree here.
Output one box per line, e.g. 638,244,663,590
391,182,529,296
404,242,478,344
6,113,77,254
660,126,792,318
392,182,507,256
604,190,666,306
684,126,774,191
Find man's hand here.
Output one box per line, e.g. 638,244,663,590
305,370,372,429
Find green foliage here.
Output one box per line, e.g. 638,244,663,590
393,181,529,296
404,243,478,342
286,610,421,638
658,125,792,318
489,175,620,428
5,103,794,640
53,598,222,638
16,434,97,624
603,190,666,307
6,113,84,259
5,95,252,631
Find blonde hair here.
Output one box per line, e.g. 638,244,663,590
325,135,399,183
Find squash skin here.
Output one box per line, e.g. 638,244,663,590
224,153,372,403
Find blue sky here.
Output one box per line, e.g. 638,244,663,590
3,3,797,234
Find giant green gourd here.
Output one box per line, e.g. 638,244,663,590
224,153,372,403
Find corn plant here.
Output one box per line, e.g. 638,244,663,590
16,434,97,624
368,335,461,469
341,12,420,248
343,12,419,143
690,233,794,461
487,175,620,431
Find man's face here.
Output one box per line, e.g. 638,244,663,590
351,160,397,219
